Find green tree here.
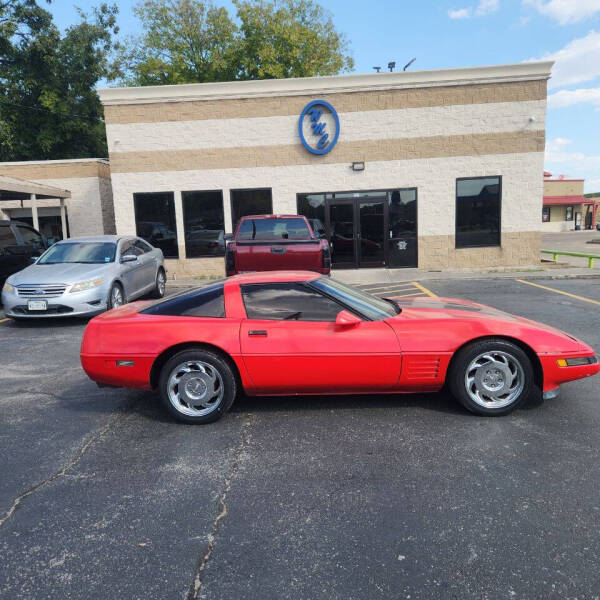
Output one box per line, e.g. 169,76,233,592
115,0,353,86
234,0,353,80
114,0,238,86
0,2,119,161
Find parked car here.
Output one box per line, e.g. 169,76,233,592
0,220,48,290
1,235,165,319
80,270,599,424
225,214,330,276
596,222,600,231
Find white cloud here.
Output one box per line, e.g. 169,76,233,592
529,31,600,89
448,7,472,18
518,15,531,25
448,0,499,19
523,0,600,25
476,0,499,15
548,87,600,109
545,138,600,191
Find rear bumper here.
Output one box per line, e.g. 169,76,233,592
81,353,154,390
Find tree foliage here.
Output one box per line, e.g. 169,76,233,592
0,1,119,161
115,0,354,86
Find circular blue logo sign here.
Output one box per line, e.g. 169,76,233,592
298,100,340,155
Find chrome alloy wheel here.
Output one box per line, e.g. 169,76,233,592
157,270,166,296
464,351,525,409
167,360,224,417
111,285,124,308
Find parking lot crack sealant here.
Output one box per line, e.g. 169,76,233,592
0,409,135,529
186,414,254,600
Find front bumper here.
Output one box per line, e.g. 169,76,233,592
540,353,600,394
1,287,109,318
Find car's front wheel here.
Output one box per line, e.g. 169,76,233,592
152,268,166,299
448,339,534,416
158,349,237,424
108,282,125,310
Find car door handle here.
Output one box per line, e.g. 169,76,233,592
270,247,286,253
248,330,268,336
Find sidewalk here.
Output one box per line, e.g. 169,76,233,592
166,263,600,290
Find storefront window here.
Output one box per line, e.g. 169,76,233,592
297,194,326,237
565,205,573,221
230,189,272,229
133,192,179,258
13,214,69,245
182,190,225,257
542,206,550,222
455,177,501,248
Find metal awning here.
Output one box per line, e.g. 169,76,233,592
0,175,71,239
0,175,71,201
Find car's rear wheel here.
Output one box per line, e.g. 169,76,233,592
448,339,533,416
152,268,166,299
158,349,236,424
108,282,124,310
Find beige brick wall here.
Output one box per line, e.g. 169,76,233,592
419,231,541,269
543,180,584,197
165,257,225,278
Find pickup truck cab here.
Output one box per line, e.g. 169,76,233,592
225,214,330,276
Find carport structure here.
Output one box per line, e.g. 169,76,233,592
0,174,71,239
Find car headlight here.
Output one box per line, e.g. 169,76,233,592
2,282,15,295
69,278,104,293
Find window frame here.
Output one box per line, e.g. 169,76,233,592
455,175,502,249
182,189,226,258
240,281,350,322
132,191,179,259
141,281,226,318
565,205,574,221
542,206,550,223
230,188,273,230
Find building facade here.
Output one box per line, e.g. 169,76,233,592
0,159,115,243
99,62,551,276
542,175,595,231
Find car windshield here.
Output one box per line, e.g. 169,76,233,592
310,277,398,320
37,242,116,264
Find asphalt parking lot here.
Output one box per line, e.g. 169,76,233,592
1,276,600,599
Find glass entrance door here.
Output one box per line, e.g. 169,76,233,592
328,196,386,268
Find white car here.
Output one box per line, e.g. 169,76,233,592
1,235,166,319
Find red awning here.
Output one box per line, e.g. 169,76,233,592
543,195,591,206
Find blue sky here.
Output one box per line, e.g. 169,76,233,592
49,0,600,192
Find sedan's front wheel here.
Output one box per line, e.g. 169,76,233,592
158,349,237,424
108,282,125,310
448,339,534,416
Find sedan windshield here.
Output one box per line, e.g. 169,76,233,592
310,277,398,320
38,242,116,265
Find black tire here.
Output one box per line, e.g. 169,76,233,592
151,268,166,299
107,282,125,310
158,349,237,424
448,338,534,416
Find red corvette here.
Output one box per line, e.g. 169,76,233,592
81,271,599,424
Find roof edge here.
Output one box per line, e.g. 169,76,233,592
99,61,553,106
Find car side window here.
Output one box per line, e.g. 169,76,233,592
0,226,17,250
142,283,225,317
241,282,342,322
15,225,44,252
120,241,135,258
135,239,152,253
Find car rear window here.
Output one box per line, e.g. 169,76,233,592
237,218,311,241
142,282,225,317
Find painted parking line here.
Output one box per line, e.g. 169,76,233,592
516,279,600,307
358,280,438,299
0,318,9,324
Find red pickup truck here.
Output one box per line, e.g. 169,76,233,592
225,214,331,276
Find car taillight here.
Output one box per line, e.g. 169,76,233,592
225,243,235,274
322,242,331,270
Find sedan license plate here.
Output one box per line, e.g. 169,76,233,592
27,300,47,311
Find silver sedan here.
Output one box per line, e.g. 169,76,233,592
1,235,166,319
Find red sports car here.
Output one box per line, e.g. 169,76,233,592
81,271,599,424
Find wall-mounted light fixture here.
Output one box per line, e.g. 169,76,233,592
351,162,365,172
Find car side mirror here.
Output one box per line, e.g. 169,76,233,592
121,254,137,263
224,233,233,241
335,310,361,328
